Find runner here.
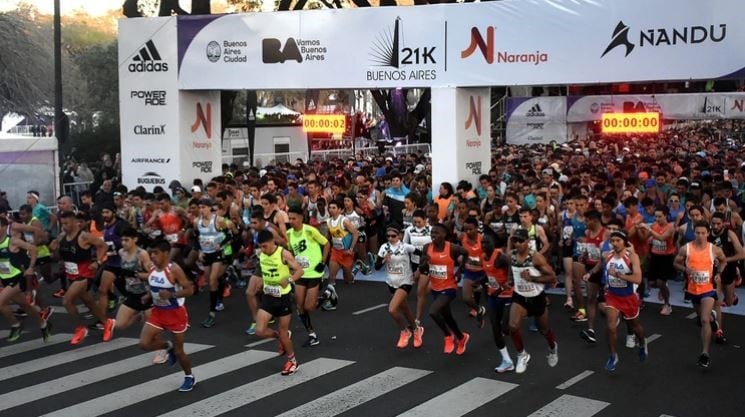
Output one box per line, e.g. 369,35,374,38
507,229,559,374
644,205,676,316
245,209,284,334
376,224,419,349
418,223,471,355
13,205,54,320
140,239,196,391
146,194,189,262
461,216,487,327
287,207,330,348
326,198,360,287
253,229,304,375
53,211,115,344
194,198,230,328
98,202,129,317
480,234,515,372
673,221,727,368
708,212,745,343
403,209,431,348
577,210,606,344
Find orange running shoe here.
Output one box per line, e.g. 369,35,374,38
396,329,412,349
413,326,424,348
443,335,455,354
222,282,232,298
456,332,470,355
70,326,88,345
102,318,116,342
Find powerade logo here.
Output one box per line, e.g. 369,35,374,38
130,90,166,106
601,20,727,58
128,40,169,72
137,172,166,185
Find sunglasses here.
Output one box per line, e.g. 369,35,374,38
386,233,398,238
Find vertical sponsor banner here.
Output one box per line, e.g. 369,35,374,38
119,17,180,190
506,97,567,145
180,90,222,184
246,90,257,165
431,87,491,189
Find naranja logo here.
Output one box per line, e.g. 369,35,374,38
462,26,494,63
465,95,482,136
191,102,212,139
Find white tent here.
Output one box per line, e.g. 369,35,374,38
0,135,59,209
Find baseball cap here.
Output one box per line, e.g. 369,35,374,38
542,168,553,177
414,164,425,175
190,186,202,193
644,179,656,188
512,229,530,241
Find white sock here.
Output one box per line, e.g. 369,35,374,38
499,347,512,363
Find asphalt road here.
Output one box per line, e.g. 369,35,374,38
1,276,744,417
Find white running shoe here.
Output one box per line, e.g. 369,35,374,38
625,334,636,349
515,352,531,374
494,359,515,373
547,343,559,367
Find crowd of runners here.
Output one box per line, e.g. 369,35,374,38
2,121,745,391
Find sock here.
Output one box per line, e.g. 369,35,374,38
415,318,421,328
288,353,296,362
511,329,524,352
299,312,312,332
499,347,512,363
209,290,218,312
309,331,317,338
217,279,226,301
11,323,20,328
545,328,557,350
41,321,47,329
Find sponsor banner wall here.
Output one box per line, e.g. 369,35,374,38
431,87,491,189
119,17,181,190
179,91,222,183
567,92,745,121
506,97,567,145
177,0,745,90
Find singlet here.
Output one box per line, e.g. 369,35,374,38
103,219,125,267
434,195,453,222
604,250,636,296
650,222,675,255
59,230,94,279
197,215,225,254
259,247,292,297
427,242,456,292
402,210,414,230
327,215,352,251
344,210,365,232
149,264,184,309
404,225,432,265
481,249,511,298
511,249,544,298
158,210,185,245
709,230,736,273
23,217,50,258
685,242,715,296
377,241,416,288
119,248,148,295
503,210,520,237
461,234,483,272
0,236,22,279
288,224,326,279
561,210,575,246
516,224,541,253
581,227,605,267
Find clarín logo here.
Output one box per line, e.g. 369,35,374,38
128,40,168,72
601,20,727,58
191,102,212,139
461,26,548,66
465,95,482,136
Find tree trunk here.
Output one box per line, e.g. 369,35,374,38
122,0,142,17
191,0,211,14
159,0,188,16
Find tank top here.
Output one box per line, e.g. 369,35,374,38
24,217,50,258
561,211,575,246
103,219,124,267
683,221,695,244
327,215,352,250
406,225,432,265
503,210,520,237
461,234,483,272
197,215,225,254
434,195,453,222
344,209,365,232
402,210,414,230
59,230,95,279
709,230,736,259
685,242,715,295
581,227,605,267
650,223,675,255
378,241,415,288
119,248,148,294
159,210,185,244
427,242,456,292
259,247,292,297
604,250,636,296
0,236,22,279
149,264,184,309
482,249,511,298
511,249,544,298
288,225,324,278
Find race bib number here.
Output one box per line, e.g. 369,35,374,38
587,245,601,261
467,256,481,266
387,263,405,276
64,262,79,275
0,261,12,275
296,256,310,269
263,284,283,298
125,277,147,294
562,226,574,240
199,236,220,252
165,233,178,243
652,239,667,252
105,241,117,256
486,275,500,289
332,237,345,250
608,276,627,288
691,271,710,284
429,264,447,279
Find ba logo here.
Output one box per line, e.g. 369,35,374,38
191,102,212,139
465,95,482,136
262,38,302,63
461,26,495,63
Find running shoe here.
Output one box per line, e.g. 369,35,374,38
625,334,636,349
660,304,672,316
166,345,178,366
153,350,168,364
547,343,559,367
715,329,727,344
102,318,116,342
443,335,455,354
397,329,412,349
639,339,648,361
321,299,336,311
40,306,54,322
245,322,257,335
494,359,515,373
515,351,531,374
12,308,28,318
41,321,52,343
580,329,597,344
215,302,225,312
178,375,196,392
413,326,424,348
476,306,486,328
352,261,362,277
302,334,320,347
281,359,298,376
367,252,375,272
71,326,88,345
605,353,619,371
201,313,216,328
7,325,22,342
455,332,470,355
697,353,710,368
570,311,588,322
222,283,232,298
52,289,66,298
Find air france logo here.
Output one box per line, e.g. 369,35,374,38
465,95,482,136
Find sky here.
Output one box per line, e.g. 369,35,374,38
0,0,124,16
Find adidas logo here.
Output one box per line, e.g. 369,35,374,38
128,40,169,73
526,103,545,117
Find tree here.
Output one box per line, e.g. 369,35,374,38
122,0,211,17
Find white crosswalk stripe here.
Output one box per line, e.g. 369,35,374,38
158,357,354,417
0,333,71,359
0,343,213,412
397,377,518,417
526,394,609,417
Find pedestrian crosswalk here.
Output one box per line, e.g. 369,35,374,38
0,336,670,417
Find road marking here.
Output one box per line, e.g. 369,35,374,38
397,377,517,417
556,370,595,390
276,367,432,417
659,415,677,417
41,349,277,417
527,394,609,417
0,333,71,360
352,303,387,315
245,338,274,348
647,333,662,344
686,312,698,319
0,343,212,412
0,337,138,382
158,358,354,417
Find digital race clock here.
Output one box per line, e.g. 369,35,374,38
601,112,661,134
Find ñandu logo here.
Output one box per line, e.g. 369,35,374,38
461,26,548,66
465,95,482,136
601,20,727,58
191,102,212,139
